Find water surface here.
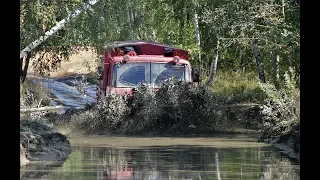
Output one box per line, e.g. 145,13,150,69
20,135,300,180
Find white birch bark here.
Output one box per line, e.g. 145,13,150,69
193,12,201,68
205,38,220,86
282,0,285,19
130,5,135,39
152,30,156,41
20,0,98,59
126,0,132,39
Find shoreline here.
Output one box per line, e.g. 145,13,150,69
20,120,72,167
270,137,300,162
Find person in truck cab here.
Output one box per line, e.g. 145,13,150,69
124,46,137,56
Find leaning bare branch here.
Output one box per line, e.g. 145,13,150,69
20,0,99,59
20,105,64,113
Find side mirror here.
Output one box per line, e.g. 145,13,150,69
97,66,103,80
192,68,200,83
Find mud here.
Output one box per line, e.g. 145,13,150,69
271,137,300,161
20,143,29,166
20,120,71,166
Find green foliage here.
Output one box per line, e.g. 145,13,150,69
20,0,299,87
212,71,266,104
258,73,300,146
200,0,300,86
20,79,52,120
20,0,86,75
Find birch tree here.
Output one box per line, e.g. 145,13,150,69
20,0,99,78
200,0,299,86
20,0,98,59
205,38,220,86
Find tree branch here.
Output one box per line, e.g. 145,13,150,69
20,0,99,59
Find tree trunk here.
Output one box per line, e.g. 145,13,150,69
273,49,280,88
238,49,244,73
21,52,32,83
131,6,135,39
205,38,220,86
144,30,147,40
20,57,23,77
126,1,132,39
282,0,285,20
252,39,266,83
152,30,156,42
20,0,98,59
142,12,147,40
296,73,300,89
193,12,201,69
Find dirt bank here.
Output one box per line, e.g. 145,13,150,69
20,120,71,166
20,143,29,166
269,134,300,161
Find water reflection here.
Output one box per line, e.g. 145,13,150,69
21,145,299,180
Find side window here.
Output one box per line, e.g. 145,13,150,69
112,65,117,86
151,63,185,85
155,68,184,84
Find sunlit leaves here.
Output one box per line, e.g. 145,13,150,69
20,0,299,84
199,0,299,84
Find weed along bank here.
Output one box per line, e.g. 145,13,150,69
96,40,200,98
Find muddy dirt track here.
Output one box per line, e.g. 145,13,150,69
31,75,96,112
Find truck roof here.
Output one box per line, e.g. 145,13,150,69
104,40,175,49
104,40,189,60
112,55,191,65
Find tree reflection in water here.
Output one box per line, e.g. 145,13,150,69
20,146,300,180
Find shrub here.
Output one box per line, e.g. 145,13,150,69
258,73,300,145
20,78,52,120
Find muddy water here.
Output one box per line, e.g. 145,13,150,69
31,76,97,113
20,135,300,180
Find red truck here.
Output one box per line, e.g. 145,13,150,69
96,40,199,99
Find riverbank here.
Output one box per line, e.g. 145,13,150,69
20,120,72,167
271,138,300,161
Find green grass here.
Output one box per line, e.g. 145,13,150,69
209,70,266,104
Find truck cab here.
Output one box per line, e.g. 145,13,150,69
96,40,198,99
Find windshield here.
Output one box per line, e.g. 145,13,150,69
112,62,190,87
